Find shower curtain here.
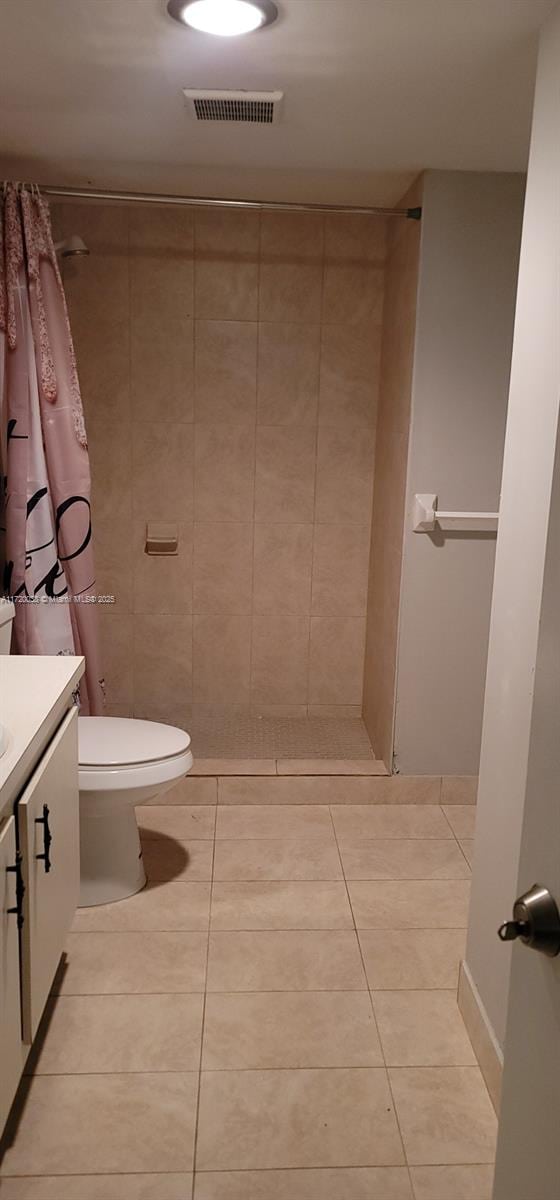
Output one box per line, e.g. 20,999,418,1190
0,183,104,713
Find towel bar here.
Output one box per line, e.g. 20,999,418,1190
412,494,499,533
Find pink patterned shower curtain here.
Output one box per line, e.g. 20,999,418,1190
0,183,104,713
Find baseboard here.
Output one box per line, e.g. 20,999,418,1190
458,959,503,1115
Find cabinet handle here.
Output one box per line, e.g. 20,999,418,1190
7,850,25,929
35,804,52,873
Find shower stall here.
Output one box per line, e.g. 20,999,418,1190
51,186,412,769
51,169,523,775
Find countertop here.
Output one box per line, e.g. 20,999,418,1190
0,655,84,817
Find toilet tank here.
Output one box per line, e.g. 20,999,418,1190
0,600,15,654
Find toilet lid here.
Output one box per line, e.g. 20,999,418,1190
78,717,191,767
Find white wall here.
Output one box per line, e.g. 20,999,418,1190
466,2,560,1053
393,170,525,775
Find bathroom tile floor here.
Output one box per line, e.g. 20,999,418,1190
0,791,496,1200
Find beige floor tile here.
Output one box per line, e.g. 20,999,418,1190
207,930,367,991
150,776,218,804
202,991,382,1069
211,881,353,930
372,991,476,1066
72,882,211,932
442,805,477,839
219,777,419,806
276,759,386,775
359,930,466,991
340,840,470,880
0,1074,198,1175
196,1068,404,1170
137,805,216,840
348,880,470,929
28,994,204,1074
0,1177,192,1199
389,1067,497,1165
191,759,277,775
194,1166,413,1199
410,1164,494,1199
213,838,342,881
215,805,334,840
218,777,322,805
57,932,207,994
142,837,214,882
325,776,440,804
332,805,452,841
440,777,478,806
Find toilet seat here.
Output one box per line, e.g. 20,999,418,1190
78,717,193,794
79,716,191,767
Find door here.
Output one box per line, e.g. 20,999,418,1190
0,815,25,1128
490,6,560,1198
17,706,79,1043
493,433,560,1198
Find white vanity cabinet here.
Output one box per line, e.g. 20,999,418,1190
0,654,84,1136
0,815,25,1130
17,707,79,1043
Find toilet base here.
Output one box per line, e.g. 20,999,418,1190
79,805,146,907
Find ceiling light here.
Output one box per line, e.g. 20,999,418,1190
167,0,278,37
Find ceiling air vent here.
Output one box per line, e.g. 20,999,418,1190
183,88,283,124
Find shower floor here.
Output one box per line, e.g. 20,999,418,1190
189,714,376,761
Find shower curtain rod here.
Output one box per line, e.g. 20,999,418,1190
40,184,422,220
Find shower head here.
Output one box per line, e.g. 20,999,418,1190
54,234,90,258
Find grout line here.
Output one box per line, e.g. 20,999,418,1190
190,824,216,1200
209,877,468,886
456,838,474,871
54,986,385,997
50,990,208,997
246,206,263,719
210,835,461,842
126,206,137,718
21,1065,489,1084
24,1062,486,1076
327,802,411,1178
0,1175,196,1183
247,230,259,716
44,810,473,1182
440,804,474,870
2,1163,494,1181
68,924,469,934
306,262,323,708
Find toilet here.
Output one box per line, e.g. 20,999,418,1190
78,717,193,907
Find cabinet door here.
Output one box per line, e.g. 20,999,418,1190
0,815,25,1128
18,707,79,1043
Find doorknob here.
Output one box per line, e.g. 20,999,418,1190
498,884,560,957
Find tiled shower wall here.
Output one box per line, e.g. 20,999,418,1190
53,201,387,727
